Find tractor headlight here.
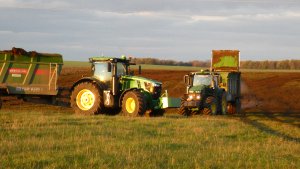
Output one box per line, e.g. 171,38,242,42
187,93,201,101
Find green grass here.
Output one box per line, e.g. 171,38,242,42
0,105,299,168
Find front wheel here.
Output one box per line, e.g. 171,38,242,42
70,82,105,115
122,90,146,117
178,98,191,116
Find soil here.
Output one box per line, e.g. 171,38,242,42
2,67,300,114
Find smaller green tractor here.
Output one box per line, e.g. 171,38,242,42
70,56,164,116
179,50,241,116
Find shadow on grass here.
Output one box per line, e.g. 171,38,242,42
240,112,300,143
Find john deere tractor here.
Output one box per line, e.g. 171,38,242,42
179,70,228,115
70,56,163,116
179,50,241,116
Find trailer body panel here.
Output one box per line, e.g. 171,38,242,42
0,48,63,95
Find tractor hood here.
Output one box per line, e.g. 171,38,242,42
188,85,207,93
122,75,162,85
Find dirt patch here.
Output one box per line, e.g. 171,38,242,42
2,67,300,113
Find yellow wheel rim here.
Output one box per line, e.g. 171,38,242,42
126,97,136,114
76,89,95,110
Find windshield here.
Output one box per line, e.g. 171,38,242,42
193,75,212,86
93,62,112,82
93,62,127,82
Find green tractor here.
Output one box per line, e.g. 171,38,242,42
179,50,241,116
70,56,163,116
179,70,228,115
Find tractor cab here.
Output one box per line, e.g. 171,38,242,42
90,56,131,84
184,70,220,93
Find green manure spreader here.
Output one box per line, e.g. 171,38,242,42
0,47,63,107
0,47,177,116
179,50,241,116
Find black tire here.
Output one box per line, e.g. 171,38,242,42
220,92,227,115
122,90,146,117
178,98,191,116
227,99,241,115
202,96,218,115
70,82,105,115
227,102,236,114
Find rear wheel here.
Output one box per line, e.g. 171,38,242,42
202,96,218,115
70,82,105,115
122,90,146,117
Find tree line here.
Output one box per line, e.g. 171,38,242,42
131,57,300,70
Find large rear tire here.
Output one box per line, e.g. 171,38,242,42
122,90,146,117
202,96,218,115
70,82,105,115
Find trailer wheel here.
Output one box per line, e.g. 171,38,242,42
227,103,235,114
122,90,146,117
71,82,105,115
220,93,227,115
178,98,191,116
203,96,217,115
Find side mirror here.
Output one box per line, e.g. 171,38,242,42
107,63,112,72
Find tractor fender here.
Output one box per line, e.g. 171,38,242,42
70,77,106,92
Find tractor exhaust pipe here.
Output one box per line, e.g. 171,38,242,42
112,63,118,96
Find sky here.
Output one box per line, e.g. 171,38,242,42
0,0,299,61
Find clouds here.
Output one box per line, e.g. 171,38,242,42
0,0,299,61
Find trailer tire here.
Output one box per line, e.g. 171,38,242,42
178,98,191,116
122,90,146,117
227,99,241,115
70,82,105,115
203,96,218,115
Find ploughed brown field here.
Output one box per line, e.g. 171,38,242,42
2,67,300,114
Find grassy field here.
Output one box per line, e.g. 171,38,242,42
0,105,299,168
1,65,299,168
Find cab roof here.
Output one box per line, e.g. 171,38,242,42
89,56,134,64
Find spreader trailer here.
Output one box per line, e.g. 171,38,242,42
179,50,241,115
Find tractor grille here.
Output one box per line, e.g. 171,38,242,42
152,84,162,100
